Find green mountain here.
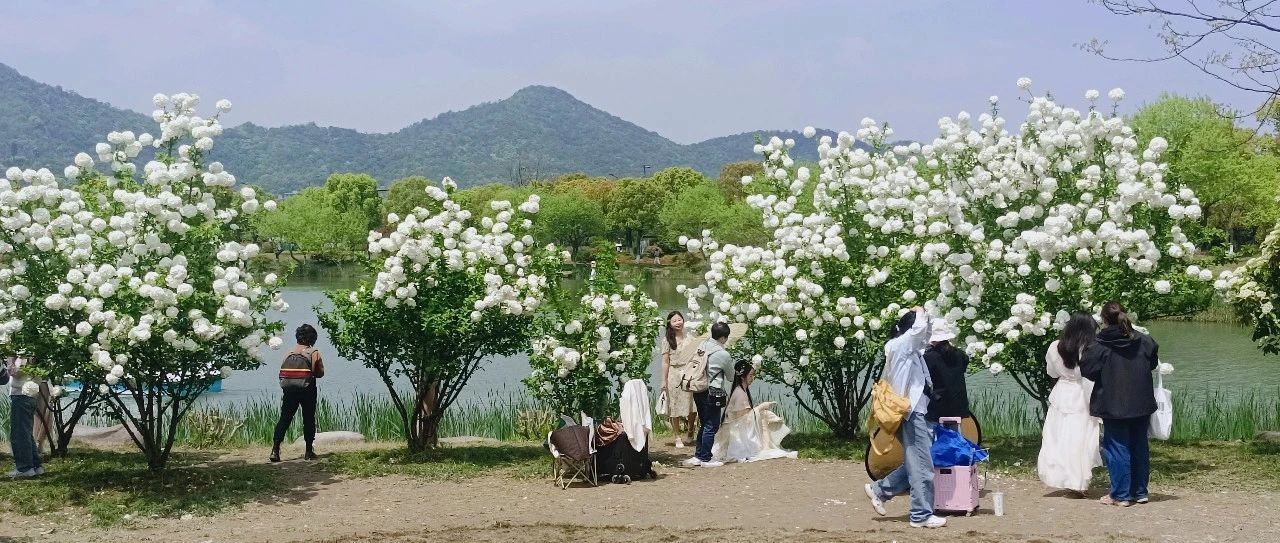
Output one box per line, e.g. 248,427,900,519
1,62,845,194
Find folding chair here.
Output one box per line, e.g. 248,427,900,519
548,414,597,489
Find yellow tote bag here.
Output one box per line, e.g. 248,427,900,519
867,378,911,455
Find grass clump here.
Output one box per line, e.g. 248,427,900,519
321,444,547,481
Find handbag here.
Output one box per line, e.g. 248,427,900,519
707,386,728,408
655,389,668,416
867,378,911,455
1149,372,1173,440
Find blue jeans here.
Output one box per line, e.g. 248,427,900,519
8,394,42,473
1102,416,1150,501
872,411,935,523
693,391,721,462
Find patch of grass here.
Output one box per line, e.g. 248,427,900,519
781,432,868,461
321,444,547,481
0,449,285,526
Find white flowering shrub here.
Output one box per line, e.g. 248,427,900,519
1217,220,1280,355
16,93,284,471
320,178,563,451
524,254,658,417
916,81,1214,407
680,80,1214,434
0,166,112,456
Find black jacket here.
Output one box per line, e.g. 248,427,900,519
1081,326,1159,420
924,345,971,422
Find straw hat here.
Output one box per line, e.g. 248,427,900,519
929,319,958,343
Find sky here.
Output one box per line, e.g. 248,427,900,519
0,0,1261,143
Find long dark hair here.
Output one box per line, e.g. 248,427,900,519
731,359,755,408
890,310,917,339
1057,311,1097,369
665,311,685,351
1100,301,1135,338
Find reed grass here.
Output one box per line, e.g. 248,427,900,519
2,384,1276,447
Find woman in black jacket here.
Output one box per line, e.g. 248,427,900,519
1081,302,1159,507
923,320,970,423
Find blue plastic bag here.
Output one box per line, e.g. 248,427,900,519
931,424,988,467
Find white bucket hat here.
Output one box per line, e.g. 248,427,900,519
930,319,958,343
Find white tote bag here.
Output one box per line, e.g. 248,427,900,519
1149,372,1173,440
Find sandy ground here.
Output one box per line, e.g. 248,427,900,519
0,441,1275,543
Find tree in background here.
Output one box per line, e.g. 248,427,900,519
718,160,764,201
256,187,369,261
1130,95,1280,249
658,183,766,248
325,172,382,230
382,176,436,221
606,178,667,256
534,190,608,259
651,166,708,196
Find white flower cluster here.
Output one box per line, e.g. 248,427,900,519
678,80,1209,381
1215,222,1280,353
366,178,555,319
530,288,655,379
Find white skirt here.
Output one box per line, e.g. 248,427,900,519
1038,379,1102,492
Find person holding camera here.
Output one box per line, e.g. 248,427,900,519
681,322,733,468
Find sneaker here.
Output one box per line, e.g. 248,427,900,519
910,516,947,528
1099,495,1132,507
269,448,281,463
33,467,44,476
864,483,887,516
700,460,725,468
680,457,703,467
1135,496,1149,504
674,438,685,449
7,469,37,479
304,448,318,460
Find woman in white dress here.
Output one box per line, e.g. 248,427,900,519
661,311,697,448
1038,311,1102,496
712,360,797,463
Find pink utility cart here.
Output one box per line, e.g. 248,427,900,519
933,417,981,516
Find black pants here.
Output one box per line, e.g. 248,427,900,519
273,386,317,446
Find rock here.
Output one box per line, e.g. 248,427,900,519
69,423,138,448
298,431,365,445
1255,431,1280,443
439,436,504,446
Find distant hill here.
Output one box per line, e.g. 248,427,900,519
1,62,853,194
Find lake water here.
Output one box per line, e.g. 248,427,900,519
205,271,1280,407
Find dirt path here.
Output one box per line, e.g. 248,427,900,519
1,442,1274,543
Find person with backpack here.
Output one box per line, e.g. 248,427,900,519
271,324,326,462
1081,302,1159,507
864,307,947,529
680,322,733,468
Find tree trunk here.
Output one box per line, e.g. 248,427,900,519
408,381,441,452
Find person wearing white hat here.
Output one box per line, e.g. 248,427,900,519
923,319,971,424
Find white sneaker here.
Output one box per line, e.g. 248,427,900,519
700,460,725,468
674,438,685,449
864,483,886,516
33,467,44,476
909,515,947,529
7,469,37,479
681,457,703,467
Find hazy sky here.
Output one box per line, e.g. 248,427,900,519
0,0,1260,143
